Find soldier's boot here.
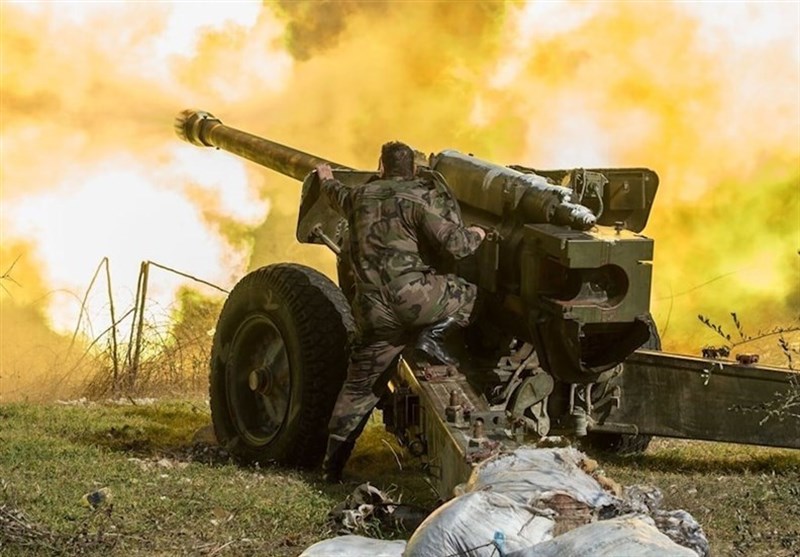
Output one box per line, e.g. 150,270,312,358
415,317,460,367
321,436,355,483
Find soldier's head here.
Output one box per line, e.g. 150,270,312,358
379,141,415,179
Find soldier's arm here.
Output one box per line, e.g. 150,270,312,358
317,164,352,215
416,202,484,259
419,169,462,224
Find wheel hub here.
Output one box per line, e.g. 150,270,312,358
225,314,293,447
248,367,273,394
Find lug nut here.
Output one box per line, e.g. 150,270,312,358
472,418,485,439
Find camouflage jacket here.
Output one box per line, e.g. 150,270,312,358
321,173,482,291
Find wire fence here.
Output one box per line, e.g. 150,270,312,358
0,257,229,401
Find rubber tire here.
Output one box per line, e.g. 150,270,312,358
209,263,353,467
585,314,661,455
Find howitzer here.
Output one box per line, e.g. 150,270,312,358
176,110,799,493
177,110,656,383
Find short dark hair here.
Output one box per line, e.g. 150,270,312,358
380,141,415,178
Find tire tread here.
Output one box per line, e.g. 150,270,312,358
209,263,353,467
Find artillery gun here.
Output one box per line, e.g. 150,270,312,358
176,110,799,495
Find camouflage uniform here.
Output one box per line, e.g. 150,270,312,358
320,172,482,458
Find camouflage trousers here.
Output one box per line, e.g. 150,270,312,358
326,271,477,446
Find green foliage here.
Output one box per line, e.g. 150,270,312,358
169,287,223,343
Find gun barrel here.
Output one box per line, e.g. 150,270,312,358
175,110,350,181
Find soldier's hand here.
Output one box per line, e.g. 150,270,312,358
316,163,334,181
467,226,486,242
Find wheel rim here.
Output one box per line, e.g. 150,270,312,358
226,314,292,447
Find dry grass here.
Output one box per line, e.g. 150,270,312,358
81,287,224,400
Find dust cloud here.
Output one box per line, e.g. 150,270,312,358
1,1,798,399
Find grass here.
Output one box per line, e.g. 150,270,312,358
0,400,434,556
601,438,800,556
1,400,798,556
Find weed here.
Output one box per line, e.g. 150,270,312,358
698,312,800,424
0,255,22,297
697,312,800,368
79,285,223,400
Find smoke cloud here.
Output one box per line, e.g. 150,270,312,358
1,1,798,399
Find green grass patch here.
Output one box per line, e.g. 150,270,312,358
1,401,798,555
0,400,430,556
601,439,800,556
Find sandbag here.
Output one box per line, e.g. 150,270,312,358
466,447,617,509
404,490,553,557
506,515,698,557
300,534,406,557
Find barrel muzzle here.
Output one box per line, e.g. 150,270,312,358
174,109,221,147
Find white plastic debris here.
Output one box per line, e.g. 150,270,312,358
299,534,406,557
621,486,710,555
329,483,396,533
328,483,429,534
466,447,617,509
404,490,554,557
505,515,698,557
622,484,663,514
653,509,710,557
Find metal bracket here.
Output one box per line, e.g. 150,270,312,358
506,372,555,437
569,383,595,437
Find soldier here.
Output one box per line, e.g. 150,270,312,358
315,141,485,482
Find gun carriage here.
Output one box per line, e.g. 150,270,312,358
176,110,798,495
